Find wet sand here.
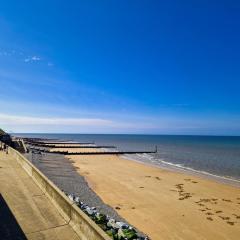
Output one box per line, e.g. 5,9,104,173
66,154,240,240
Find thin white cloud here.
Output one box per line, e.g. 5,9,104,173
0,48,54,66
1,112,239,135
0,114,112,126
0,113,161,133
0,49,23,57
32,56,41,61
24,56,41,63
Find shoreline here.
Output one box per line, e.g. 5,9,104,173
121,154,240,188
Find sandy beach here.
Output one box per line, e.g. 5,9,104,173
65,153,240,240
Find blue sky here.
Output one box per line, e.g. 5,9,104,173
0,1,240,135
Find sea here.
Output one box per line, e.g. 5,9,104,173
16,134,240,186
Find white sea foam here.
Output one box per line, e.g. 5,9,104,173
122,153,240,186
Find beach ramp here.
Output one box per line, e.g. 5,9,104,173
0,148,110,240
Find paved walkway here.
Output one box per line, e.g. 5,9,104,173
0,151,81,240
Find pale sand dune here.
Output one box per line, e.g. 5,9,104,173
68,154,240,240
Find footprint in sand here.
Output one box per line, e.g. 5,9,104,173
155,176,161,180
199,209,206,212
184,179,191,181
179,194,192,200
202,199,211,203
206,212,214,216
175,184,184,187
192,181,198,183
236,197,240,200
227,221,235,226
115,206,121,210
131,207,136,209
198,198,218,205
139,186,144,189
222,199,232,203
232,214,240,219
145,175,151,178
215,210,223,214
211,199,218,204
174,183,193,200
219,216,230,220
175,185,184,191
207,217,213,221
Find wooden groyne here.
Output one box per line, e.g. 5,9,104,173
31,144,117,149
24,137,158,156
26,141,95,145
23,137,93,145
64,150,157,155
42,142,95,145
23,138,60,141
32,148,157,155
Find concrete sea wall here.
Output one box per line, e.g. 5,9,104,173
9,147,111,240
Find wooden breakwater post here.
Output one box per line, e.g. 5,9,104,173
33,148,157,155
27,144,117,149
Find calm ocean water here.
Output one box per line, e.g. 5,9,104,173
17,134,240,184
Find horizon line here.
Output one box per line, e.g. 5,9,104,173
11,132,240,137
